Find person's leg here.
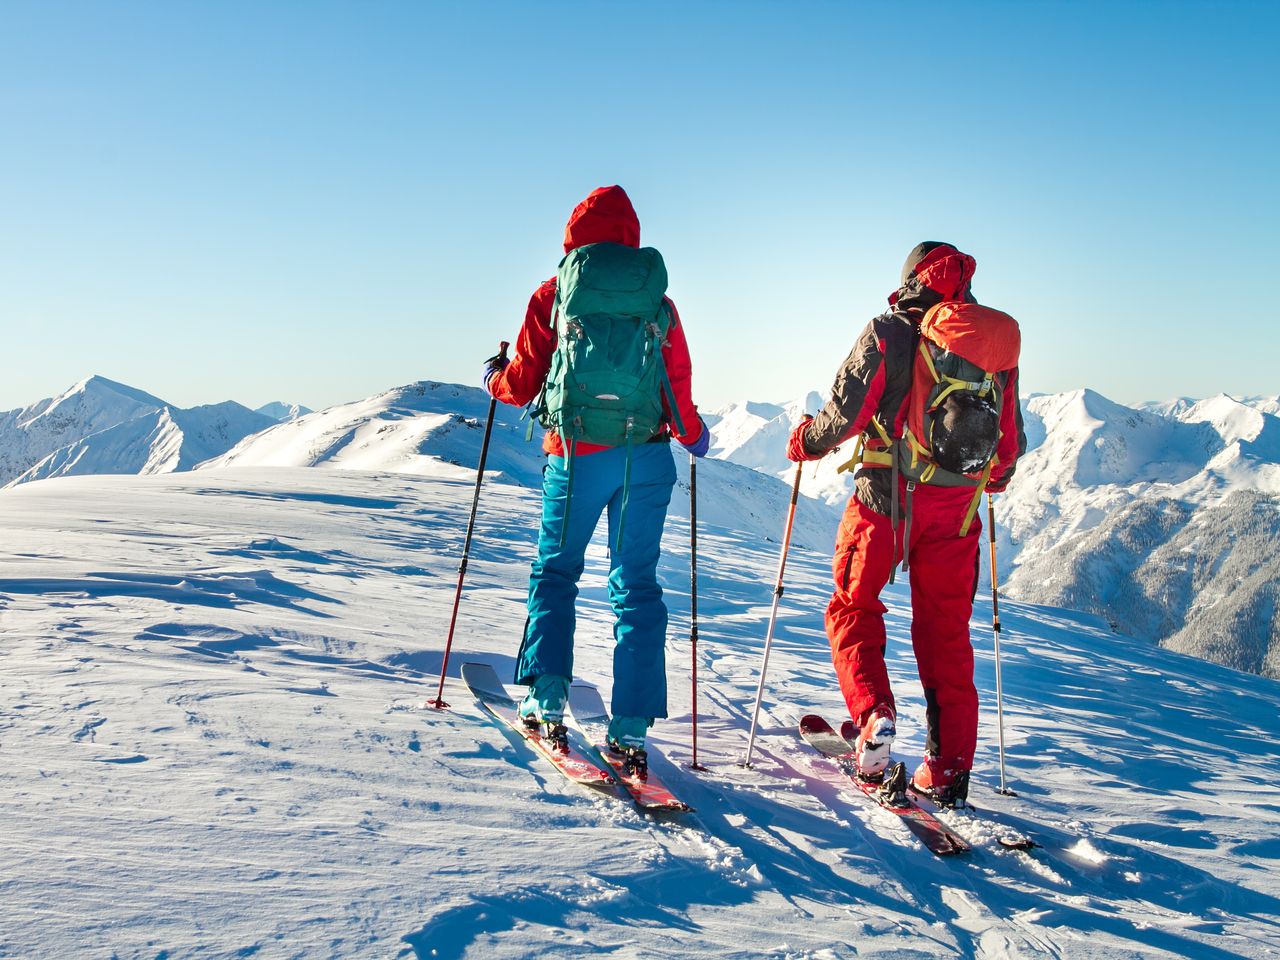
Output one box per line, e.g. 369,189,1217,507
907,487,983,772
515,452,617,689
604,443,676,722
826,492,900,725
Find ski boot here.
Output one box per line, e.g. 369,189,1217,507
518,674,570,752
852,705,896,783
607,716,651,780
911,756,970,808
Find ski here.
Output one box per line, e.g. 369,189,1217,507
799,714,970,856
835,719,1037,852
461,662,615,788
568,683,693,813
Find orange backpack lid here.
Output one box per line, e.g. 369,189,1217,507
921,302,1021,372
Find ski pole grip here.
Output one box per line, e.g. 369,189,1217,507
498,340,510,360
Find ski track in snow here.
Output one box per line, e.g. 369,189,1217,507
2,468,1279,959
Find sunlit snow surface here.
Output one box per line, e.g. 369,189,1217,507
2,468,1279,958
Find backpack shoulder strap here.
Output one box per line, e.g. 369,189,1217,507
654,300,687,437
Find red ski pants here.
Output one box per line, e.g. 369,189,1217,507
825,482,982,770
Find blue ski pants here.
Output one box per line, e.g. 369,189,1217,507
515,442,676,719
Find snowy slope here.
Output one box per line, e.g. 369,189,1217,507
2,467,1278,958
203,379,841,550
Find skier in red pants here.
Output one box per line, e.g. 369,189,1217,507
786,242,1025,806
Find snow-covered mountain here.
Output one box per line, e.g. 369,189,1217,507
255,400,312,422
998,389,1280,678
3,466,1279,957
0,375,168,484
709,387,1280,680
706,392,854,507
0,376,274,488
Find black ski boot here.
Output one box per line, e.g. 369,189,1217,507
608,740,649,780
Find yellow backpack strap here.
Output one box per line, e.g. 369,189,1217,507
903,429,929,469
836,435,865,474
929,373,993,412
868,415,892,446
839,417,895,473
918,338,941,382
959,456,996,537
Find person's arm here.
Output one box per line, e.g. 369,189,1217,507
487,280,556,407
659,299,705,446
794,321,891,459
987,367,1026,492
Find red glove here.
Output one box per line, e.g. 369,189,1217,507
786,416,822,462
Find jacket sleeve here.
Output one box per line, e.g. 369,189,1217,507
802,321,889,456
988,366,1026,492
489,280,557,408
660,298,703,443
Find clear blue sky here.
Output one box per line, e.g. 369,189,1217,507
2,1,1276,413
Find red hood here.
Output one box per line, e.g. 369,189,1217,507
564,185,640,252
888,243,977,307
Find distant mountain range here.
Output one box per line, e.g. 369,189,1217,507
0,376,306,488
705,388,1280,680
2,374,1276,680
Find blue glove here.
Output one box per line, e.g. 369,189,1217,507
482,353,509,393
680,416,711,458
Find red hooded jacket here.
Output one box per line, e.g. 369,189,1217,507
488,185,703,457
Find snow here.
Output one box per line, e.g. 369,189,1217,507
3,465,1279,958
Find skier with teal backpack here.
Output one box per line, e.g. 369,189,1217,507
484,185,708,773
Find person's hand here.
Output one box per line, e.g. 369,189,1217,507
680,416,711,458
786,416,822,462
481,352,509,393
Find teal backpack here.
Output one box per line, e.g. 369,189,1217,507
529,241,685,546
533,241,683,446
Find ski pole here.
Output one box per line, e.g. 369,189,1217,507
689,453,707,771
742,462,803,767
987,492,1015,795
426,340,509,710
